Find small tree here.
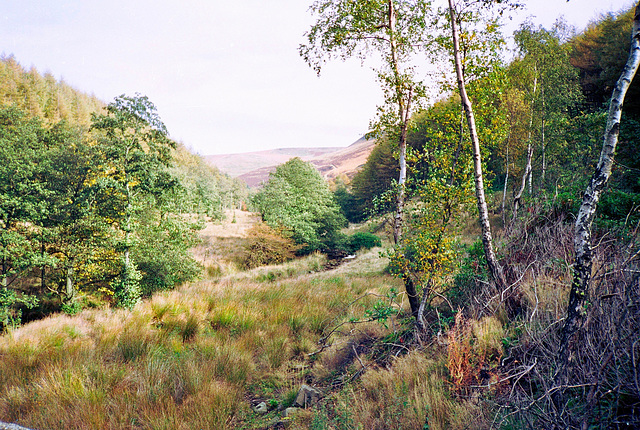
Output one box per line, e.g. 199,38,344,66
390,99,475,331
253,158,346,253
91,94,177,308
301,0,431,317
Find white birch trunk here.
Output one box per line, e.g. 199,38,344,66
447,0,506,291
558,2,640,380
388,0,421,318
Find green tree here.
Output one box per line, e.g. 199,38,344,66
91,94,178,308
131,206,202,296
0,107,44,327
350,138,399,217
571,5,640,115
510,21,583,210
253,158,346,253
391,99,475,331
37,121,106,303
441,0,516,291
301,0,431,317
0,107,49,289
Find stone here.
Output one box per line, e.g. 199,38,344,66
0,422,34,430
253,401,269,414
294,384,322,408
284,407,300,418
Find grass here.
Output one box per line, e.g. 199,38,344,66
0,212,488,429
0,239,423,429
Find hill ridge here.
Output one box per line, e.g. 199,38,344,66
206,137,375,187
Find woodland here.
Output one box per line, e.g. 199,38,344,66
0,55,248,322
1,1,640,429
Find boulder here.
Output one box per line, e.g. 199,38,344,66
284,407,300,418
253,401,269,414
294,384,323,408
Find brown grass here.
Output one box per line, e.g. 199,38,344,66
0,211,489,429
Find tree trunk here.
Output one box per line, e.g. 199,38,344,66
389,0,408,246
387,0,421,318
513,72,537,219
41,241,46,292
541,87,547,186
502,141,509,226
1,256,7,288
513,142,533,220
557,2,640,382
65,258,75,300
447,0,507,291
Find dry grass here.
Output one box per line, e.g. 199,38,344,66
0,211,490,429
0,230,412,429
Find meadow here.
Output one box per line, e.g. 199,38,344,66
0,211,491,429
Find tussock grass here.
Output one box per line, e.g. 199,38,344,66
1,204,510,430
0,244,414,429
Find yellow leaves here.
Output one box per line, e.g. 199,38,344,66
97,287,114,297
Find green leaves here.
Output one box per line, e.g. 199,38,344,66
90,95,198,307
254,158,346,253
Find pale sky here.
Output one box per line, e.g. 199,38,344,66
0,0,635,155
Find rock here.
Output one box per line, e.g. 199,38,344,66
284,407,300,418
294,384,323,408
0,422,34,430
253,401,269,414
266,417,281,427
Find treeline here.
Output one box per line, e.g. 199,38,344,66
0,55,104,126
340,6,640,224
1,59,247,329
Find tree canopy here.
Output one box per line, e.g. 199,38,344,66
253,158,346,253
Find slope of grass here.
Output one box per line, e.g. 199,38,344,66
0,247,410,429
0,212,491,429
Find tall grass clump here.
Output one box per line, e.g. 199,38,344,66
0,243,405,429
302,351,485,430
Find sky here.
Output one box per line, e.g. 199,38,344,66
0,0,636,155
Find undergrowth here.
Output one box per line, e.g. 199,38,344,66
4,206,637,429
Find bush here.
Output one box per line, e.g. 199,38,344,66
0,287,38,332
133,214,203,297
347,232,381,253
239,223,299,269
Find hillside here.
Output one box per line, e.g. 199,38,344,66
206,137,376,187
0,213,413,430
0,55,104,125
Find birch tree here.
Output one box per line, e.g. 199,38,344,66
511,22,582,216
301,0,430,317
444,0,512,291
557,2,640,380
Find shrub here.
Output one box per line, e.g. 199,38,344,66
238,223,299,269
347,232,382,253
0,288,38,332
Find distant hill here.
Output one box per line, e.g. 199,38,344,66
205,147,342,178
206,137,376,187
